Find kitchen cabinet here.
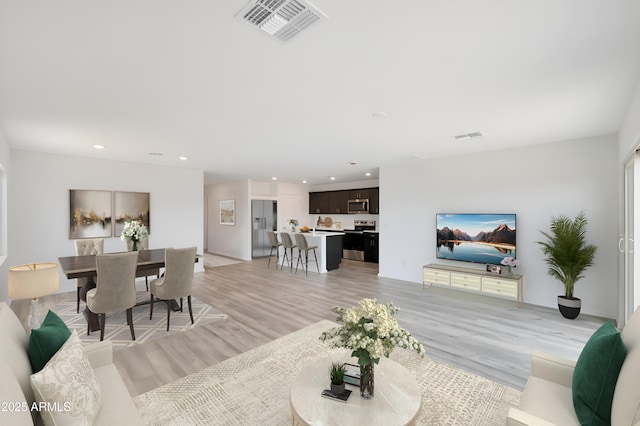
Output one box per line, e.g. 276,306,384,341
422,263,523,306
309,192,329,214
349,189,370,200
328,190,349,214
369,188,379,214
308,187,380,214
364,232,379,263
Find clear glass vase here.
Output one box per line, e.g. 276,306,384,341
359,363,374,399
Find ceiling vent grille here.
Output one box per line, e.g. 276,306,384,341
453,132,485,140
235,0,325,43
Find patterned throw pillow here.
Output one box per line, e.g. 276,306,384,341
30,330,101,425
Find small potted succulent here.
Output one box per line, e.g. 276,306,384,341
329,362,346,395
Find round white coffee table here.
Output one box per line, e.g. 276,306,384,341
290,356,421,425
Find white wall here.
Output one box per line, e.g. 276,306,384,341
206,180,250,259
379,135,619,318
206,179,310,260
0,128,10,301
1,150,204,301
619,78,640,162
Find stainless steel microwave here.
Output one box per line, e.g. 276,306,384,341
347,199,369,214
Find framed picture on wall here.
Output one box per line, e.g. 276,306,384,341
114,191,150,237
69,190,112,239
220,199,235,225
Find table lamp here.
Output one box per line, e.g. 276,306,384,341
8,262,59,330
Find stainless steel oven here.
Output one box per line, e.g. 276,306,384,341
343,220,376,261
347,199,369,214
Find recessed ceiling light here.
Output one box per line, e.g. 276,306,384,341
272,177,277,180
302,180,307,184
179,156,188,161
330,176,336,181
349,161,357,166
93,144,105,149
365,172,371,177
372,112,387,119
149,152,164,156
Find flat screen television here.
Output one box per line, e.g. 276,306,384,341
436,213,516,265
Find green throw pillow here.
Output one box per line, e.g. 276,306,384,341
573,320,626,426
27,310,72,373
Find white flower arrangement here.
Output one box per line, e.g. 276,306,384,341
319,298,425,367
120,220,148,243
288,219,299,226
501,257,519,268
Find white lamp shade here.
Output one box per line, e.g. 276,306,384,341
8,263,59,299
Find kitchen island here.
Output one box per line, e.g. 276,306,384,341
278,231,345,273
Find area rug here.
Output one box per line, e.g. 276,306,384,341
57,290,227,350
134,320,521,425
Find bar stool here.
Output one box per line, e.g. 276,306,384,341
266,231,282,268
294,233,319,276
280,232,297,272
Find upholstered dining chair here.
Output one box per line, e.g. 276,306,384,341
86,251,139,341
149,247,197,331
294,233,319,276
280,233,297,272
126,236,159,291
266,231,282,268
74,238,104,313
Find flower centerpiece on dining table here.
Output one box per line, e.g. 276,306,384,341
319,298,425,399
120,220,148,251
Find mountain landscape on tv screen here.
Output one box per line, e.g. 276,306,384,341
436,224,516,245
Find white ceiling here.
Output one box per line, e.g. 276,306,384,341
1,1,639,185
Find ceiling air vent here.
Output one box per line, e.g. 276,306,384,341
453,132,485,140
235,0,326,43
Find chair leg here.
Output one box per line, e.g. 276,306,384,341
127,308,135,341
281,249,288,270
150,294,154,319
77,287,81,313
312,248,319,274
166,301,171,331
145,276,149,291
295,249,302,274
268,246,274,267
99,313,106,341
305,249,309,277
180,297,184,312
188,295,194,324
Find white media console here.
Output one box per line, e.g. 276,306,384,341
422,263,524,307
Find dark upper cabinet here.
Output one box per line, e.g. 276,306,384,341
349,189,370,200
329,190,349,214
309,187,379,214
309,191,329,214
369,187,379,214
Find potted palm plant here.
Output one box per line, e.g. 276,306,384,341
537,212,597,319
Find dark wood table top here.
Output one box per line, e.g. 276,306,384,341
58,248,198,279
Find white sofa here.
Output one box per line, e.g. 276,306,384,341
507,308,640,426
0,301,143,425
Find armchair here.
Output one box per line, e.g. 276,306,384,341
507,308,640,425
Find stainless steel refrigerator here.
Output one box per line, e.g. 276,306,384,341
252,200,277,258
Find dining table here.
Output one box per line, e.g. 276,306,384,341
58,248,199,332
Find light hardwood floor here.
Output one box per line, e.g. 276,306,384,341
108,257,606,397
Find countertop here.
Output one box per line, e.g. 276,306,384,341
279,230,345,236
315,227,379,234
